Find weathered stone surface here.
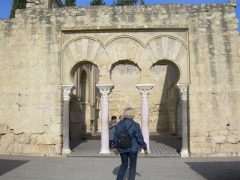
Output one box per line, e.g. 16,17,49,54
0,124,8,135
0,2,239,157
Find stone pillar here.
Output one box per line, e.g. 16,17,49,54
176,92,182,138
96,84,113,154
136,84,154,153
177,84,189,157
62,84,73,155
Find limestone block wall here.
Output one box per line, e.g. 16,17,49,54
26,0,62,9
188,5,240,157
0,3,239,156
0,9,62,156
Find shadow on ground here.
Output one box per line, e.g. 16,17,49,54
70,134,100,150
186,161,240,180
0,159,29,176
112,166,141,180
150,133,181,151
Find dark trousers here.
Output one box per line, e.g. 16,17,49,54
116,152,137,180
109,140,113,149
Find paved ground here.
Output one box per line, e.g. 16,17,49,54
0,155,239,180
70,133,181,157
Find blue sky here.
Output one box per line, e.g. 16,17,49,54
0,0,239,31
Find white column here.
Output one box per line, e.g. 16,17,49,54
177,84,189,157
96,84,113,154
136,84,154,153
176,93,182,138
62,84,73,155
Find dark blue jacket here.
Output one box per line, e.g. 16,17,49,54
113,118,147,153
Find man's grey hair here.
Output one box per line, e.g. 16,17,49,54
123,107,135,119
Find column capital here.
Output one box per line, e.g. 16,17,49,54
96,84,113,97
62,84,74,101
136,84,154,98
177,83,188,101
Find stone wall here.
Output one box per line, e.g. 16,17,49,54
0,3,239,156
187,4,240,157
26,0,62,9
0,7,62,156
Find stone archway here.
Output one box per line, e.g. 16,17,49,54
150,60,180,134
109,60,141,118
69,61,100,140
145,36,190,157
69,62,100,144
61,32,190,157
61,59,101,154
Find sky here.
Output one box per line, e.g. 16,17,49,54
0,0,239,31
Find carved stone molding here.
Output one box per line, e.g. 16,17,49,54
177,84,188,101
136,84,154,98
62,84,74,101
96,84,114,99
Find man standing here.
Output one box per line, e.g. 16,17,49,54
113,108,148,180
109,115,118,149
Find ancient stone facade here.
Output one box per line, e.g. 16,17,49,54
0,0,239,157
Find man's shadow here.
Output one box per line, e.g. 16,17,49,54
113,166,141,180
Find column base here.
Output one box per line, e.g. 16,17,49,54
62,148,71,155
99,149,111,154
180,149,189,157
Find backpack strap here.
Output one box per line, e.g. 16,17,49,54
127,122,134,130
123,122,135,138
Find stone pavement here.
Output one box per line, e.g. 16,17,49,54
69,133,181,157
0,155,239,180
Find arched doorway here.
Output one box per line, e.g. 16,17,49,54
150,60,180,134
69,62,100,148
109,60,141,121
149,60,182,155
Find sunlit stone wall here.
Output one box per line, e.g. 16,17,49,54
0,1,239,157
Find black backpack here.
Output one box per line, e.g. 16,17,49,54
118,123,134,148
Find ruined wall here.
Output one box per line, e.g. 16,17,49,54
0,2,239,156
26,0,62,9
0,8,62,156
188,4,240,157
